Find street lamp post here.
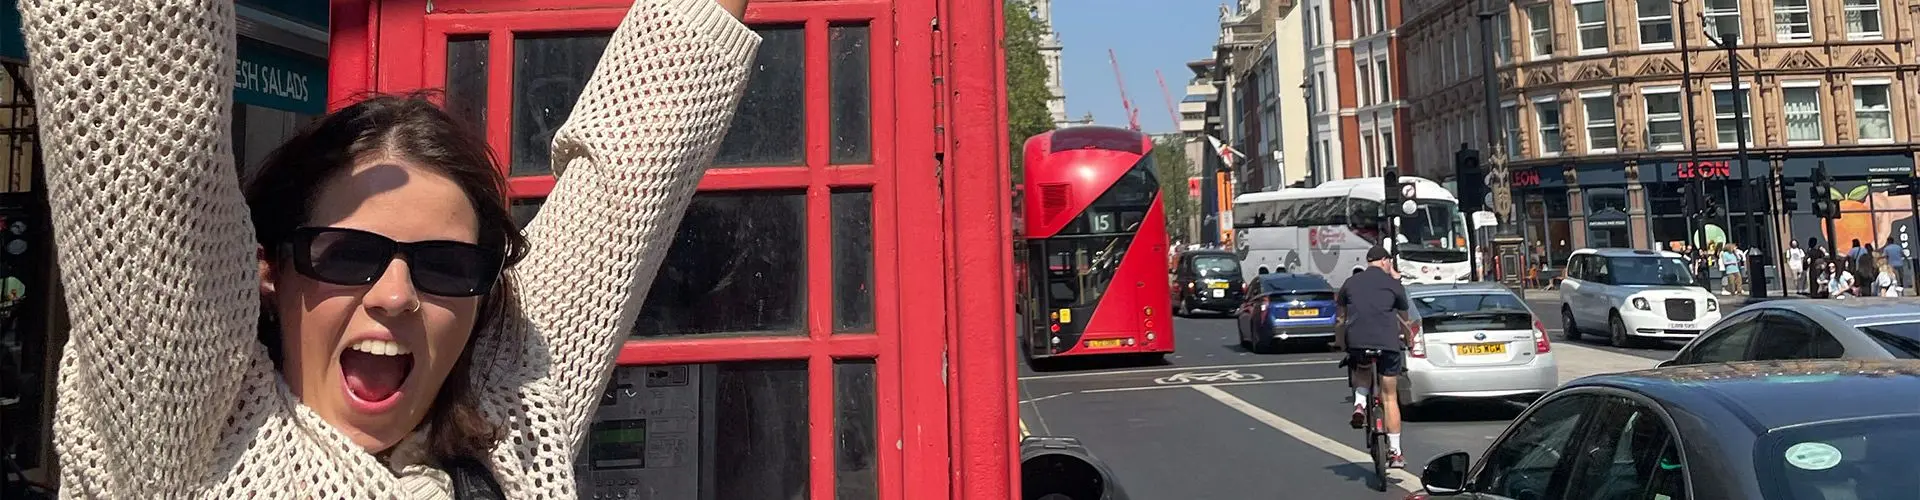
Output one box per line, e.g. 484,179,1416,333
1476,0,1524,287
1704,28,1776,298
1672,0,1702,262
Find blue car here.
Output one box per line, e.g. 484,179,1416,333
1236,273,1338,354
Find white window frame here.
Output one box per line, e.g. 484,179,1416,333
1711,82,1754,148
1351,0,1365,38
1358,61,1374,106
1380,128,1397,169
1361,131,1378,173
1642,86,1684,151
1781,80,1824,145
1532,95,1564,157
1853,78,1894,143
1844,0,1884,40
1774,0,1812,42
1501,100,1520,156
1703,0,1741,41
1495,12,1513,64
1527,4,1554,59
1580,89,1618,154
1573,0,1610,54
1636,0,1674,49
1376,58,1391,102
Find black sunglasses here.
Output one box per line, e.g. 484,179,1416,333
283,226,504,297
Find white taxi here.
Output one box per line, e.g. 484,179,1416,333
1559,248,1721,348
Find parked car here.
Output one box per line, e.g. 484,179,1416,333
1401,283,1557,409
1235,273,1336,353
1559,248,1721,348
1409,359,1920,500
1171,249,1245,317
1659,297,1920,367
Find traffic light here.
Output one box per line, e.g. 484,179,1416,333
1679,183,1697,219
1454,145,1482,212
1811,164,1838,218
1703,196,1725,220
1383,169,1402,208
1781,180,1800,212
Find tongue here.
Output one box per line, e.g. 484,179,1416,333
341,350,411,402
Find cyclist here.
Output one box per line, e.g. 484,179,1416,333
1333,245,1415,468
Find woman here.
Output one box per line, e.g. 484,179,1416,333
1878,259,1901,297
21,0,756,496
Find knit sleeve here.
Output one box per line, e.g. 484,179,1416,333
18,0,257,493
478,0,759,468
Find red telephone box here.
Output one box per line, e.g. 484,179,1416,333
329,1,1017,498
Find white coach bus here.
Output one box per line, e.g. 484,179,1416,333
1231,176,1472,288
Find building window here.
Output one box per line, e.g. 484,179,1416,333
1362,131,1378,172
1643,87,1683,149
1703,0,1741,40
1845,0,1883,40
1527,4,1554,58
1713,85,1753,147
1501,101,1520,156
1581,91,1617,153
1357,62,1374,106
1376,59,1391,100
1317,72,1329,111
1373,0,1388,33
1496,12,1513,64
1854,81,1893,141
1637,0,1674,47
1309,6,1321,45
1534,97,1564,156
1573,0,1609,53
1381,129,1397,168
1774,0,1812,42
1782,82,1823,144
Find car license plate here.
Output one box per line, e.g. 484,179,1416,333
1086,339,1124,349
1288,308,1317,317
1211,289,1225,298
1208,282,1230,289
1455,343,1507,356
1669,322,1693,329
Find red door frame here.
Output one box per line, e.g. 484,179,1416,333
326,0,1016,498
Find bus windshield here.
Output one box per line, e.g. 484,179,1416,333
1398,199,1465,254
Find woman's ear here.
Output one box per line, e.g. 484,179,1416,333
258,245,277,299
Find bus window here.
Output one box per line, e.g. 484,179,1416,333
1348,198,1384,230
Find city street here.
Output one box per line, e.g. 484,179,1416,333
1017,292,1737,498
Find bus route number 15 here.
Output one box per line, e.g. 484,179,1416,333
1091,213,1116,233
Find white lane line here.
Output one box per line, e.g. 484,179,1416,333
1020,359,1340,381
1079,376,1347,395
1190,384,1422,492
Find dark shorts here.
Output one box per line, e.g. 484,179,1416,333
1343,348,1406,377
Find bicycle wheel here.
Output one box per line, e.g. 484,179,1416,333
1369,403,1387,490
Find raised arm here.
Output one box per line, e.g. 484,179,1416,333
19,0,257,492
491,0,759,435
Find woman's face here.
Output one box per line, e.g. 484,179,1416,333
263,158,483,452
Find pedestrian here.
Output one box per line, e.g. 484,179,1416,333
1784,240,1804,296
1806,238,1827,296
1720,243,1744,295
1886,237,1907,295
1829,260,1856,299
20,0,760,496
1878,260,1901,297
1859,243,1880,296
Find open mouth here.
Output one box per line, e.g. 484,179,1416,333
339,338,415,410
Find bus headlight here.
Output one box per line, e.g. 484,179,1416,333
1631,297,1651,311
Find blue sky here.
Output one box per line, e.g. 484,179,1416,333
1050,0,1222,135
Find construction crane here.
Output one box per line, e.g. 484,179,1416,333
1155,69,1181,134
1107,48,1141,131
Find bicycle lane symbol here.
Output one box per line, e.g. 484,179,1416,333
1152,369,1264,385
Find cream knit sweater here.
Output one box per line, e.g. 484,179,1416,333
19,0,759,497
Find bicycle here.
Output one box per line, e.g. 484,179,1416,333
1351,348,1390,492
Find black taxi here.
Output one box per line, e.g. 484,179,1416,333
1171,249,1245,317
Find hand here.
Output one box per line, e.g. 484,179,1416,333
715,0,749,20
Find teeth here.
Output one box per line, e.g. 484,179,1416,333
348,339,412,356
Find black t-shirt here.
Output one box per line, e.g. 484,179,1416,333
1338,267,1409,351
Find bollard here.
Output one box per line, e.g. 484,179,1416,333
1020,436,1128,500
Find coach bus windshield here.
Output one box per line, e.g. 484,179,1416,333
1397,199,1467,261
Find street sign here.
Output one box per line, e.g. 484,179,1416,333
1400,183,1417,200
1473,211,1498,228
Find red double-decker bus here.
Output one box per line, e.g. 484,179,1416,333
1014,126,1174,363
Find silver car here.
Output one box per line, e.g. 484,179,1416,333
1659,297,1920,367
1400,283,1560,409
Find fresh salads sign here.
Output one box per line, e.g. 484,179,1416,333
236,38,326,116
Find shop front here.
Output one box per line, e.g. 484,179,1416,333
1780,152,1919,260
1641,158,1768,253
1573,162,1637,251
1512,166,1572,274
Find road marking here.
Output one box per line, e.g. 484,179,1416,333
1190,384,1422,492
1020,419,1030,438
1153,369,1264,385
1078,376,1346,395
1020,359,1340,381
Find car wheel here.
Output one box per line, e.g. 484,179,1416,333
1609,311,1632,348
1560,306,1581,341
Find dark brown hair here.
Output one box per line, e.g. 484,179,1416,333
244,91,527,461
